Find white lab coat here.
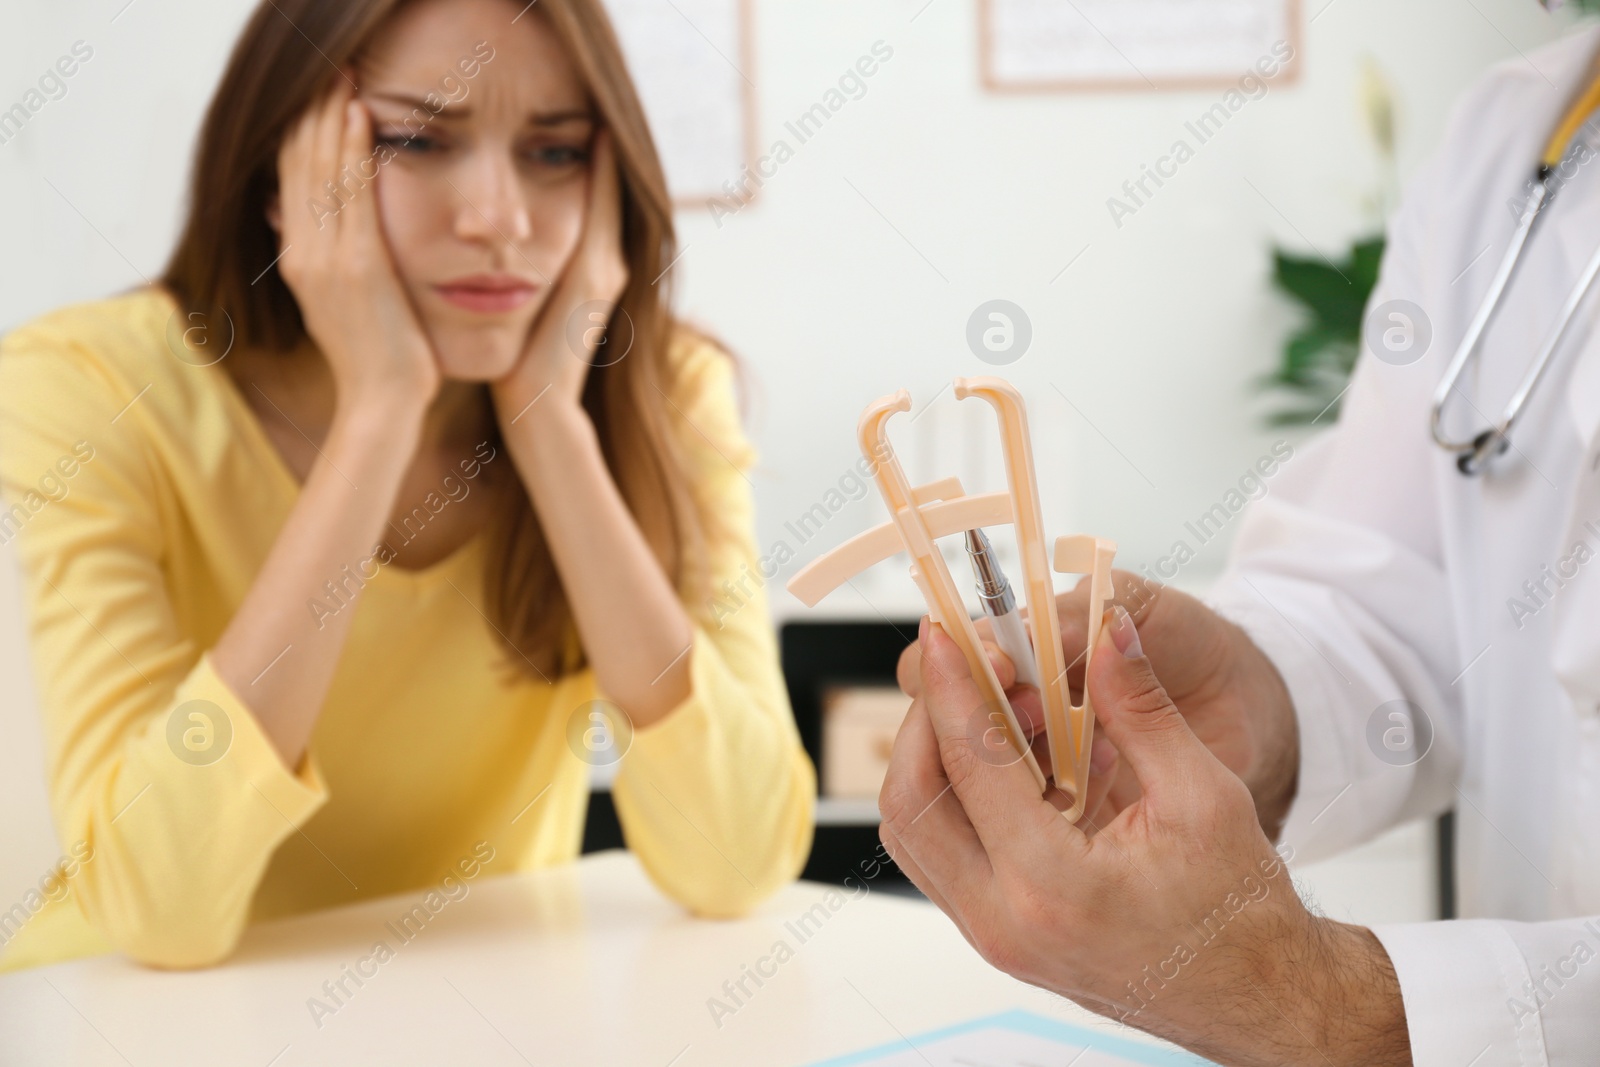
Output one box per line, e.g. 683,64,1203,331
1209,26,1600,1066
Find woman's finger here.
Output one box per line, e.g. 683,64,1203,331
309,81,353,240
569,128,628,311
336,99,380,247
280,91,324,251
278,100,318,208
586,128,624,249
274,96,331,277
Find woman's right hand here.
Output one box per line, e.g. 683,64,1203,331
273,78,440,417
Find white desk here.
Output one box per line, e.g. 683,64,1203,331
0,851,1195,1066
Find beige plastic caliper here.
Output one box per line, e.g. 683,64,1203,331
786,378,1116,821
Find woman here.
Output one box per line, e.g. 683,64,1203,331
0,0,813,971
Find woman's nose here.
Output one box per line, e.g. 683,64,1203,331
452,152,532,245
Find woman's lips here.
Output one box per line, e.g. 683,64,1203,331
434,275,539,314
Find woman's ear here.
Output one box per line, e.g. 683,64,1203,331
266,191,282,235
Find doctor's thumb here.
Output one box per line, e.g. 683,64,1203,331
1086,606,1209,805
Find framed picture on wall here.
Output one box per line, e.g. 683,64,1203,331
978,0,1302,93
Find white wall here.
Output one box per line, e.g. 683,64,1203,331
0,0,1581,919
702,0,1577,621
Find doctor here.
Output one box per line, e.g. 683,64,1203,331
888,20,1600,1067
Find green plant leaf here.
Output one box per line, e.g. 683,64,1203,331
1271,252,1363,332
1261,234,1384,426
1349,235,1385,290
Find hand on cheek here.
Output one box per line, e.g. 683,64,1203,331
878,609,1317,1056
492,129,630,419
273,79,440,418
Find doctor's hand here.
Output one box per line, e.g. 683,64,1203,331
880,610,1411,1067
1060,573,1302,838
896,572,1300,839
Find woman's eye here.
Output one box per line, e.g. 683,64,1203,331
375,130,438,154
521,143,588,168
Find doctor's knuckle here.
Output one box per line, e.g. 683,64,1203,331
937,730,983,789
896,644,922,695
876,822,900,863
1185,773,1255,840
878,772,930,835
1119,673,1177,721
971,921,1025,974
1219,780,1263,836
1004,878,1064,934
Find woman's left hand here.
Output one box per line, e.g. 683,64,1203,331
492,129,630,419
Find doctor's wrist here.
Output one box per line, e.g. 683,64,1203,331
1173,912,1410,1067
1226,623,1300,841
1290,918,1412,1066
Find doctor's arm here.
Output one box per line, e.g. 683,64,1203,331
1109,98,1600,1059
1152,363,1600,1062
1200,257,1600,1061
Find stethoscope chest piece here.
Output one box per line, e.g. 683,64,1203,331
1457,427,1512,476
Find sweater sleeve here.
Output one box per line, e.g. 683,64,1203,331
0,322,328,969
607,338,817,917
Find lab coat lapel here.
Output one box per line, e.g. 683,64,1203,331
1545,170,1600,914
1545,110,1600,718
1553,37,1600,454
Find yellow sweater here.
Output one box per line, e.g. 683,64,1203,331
0,288,814,971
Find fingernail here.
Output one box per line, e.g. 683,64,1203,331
1108,604,1142,659
919,614,929,644
1090,736,1118,774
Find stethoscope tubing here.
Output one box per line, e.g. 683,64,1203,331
1430,160,1600,476
1429,52,1600,477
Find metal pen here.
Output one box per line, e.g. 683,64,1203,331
963,527,1039,689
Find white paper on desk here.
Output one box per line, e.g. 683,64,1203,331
805,1008,1217,1067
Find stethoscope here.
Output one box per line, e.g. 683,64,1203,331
1430,65,1600,476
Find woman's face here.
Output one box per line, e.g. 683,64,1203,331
356,0,593,381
